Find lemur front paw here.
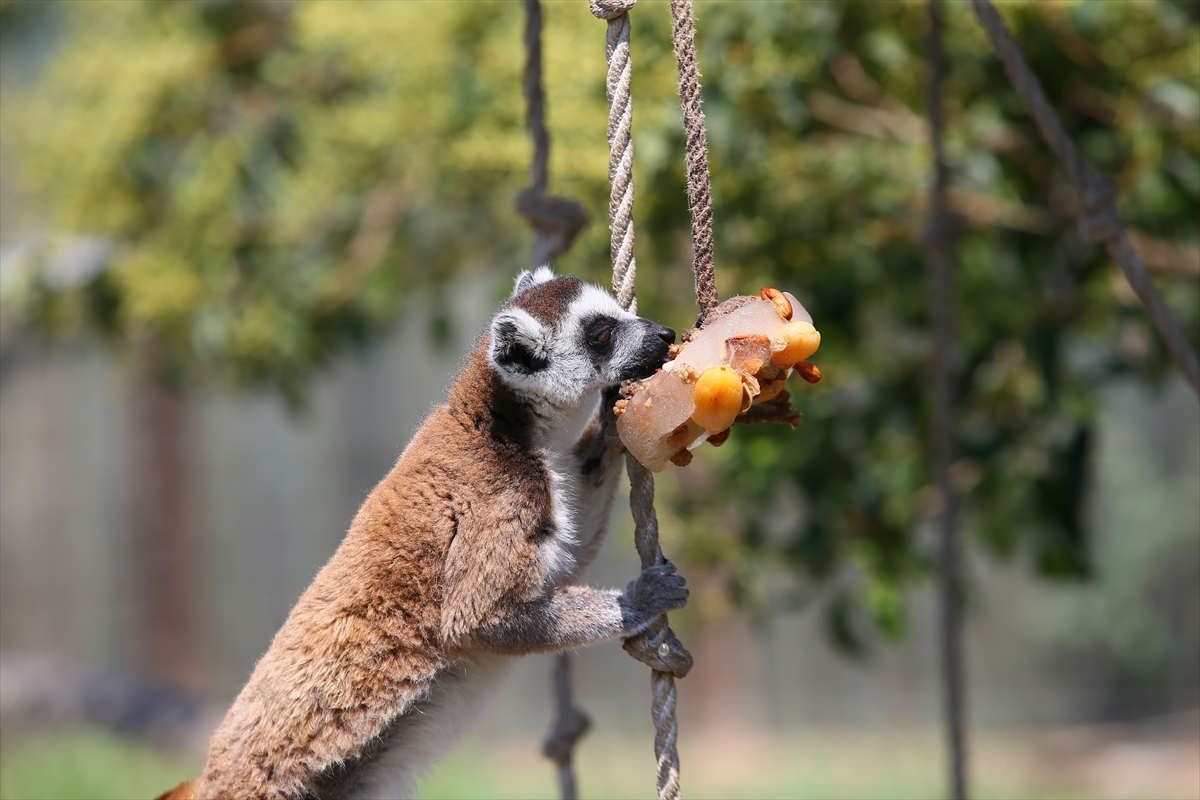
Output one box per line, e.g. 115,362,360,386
619,560,688,635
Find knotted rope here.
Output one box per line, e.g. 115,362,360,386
517,0,589,270
592,1,723,798
516,4,591,798
620,456,692,800
971,0,1200,399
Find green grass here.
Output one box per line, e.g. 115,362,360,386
0,728,195,800
0,726,1167,800
417,729,1093,800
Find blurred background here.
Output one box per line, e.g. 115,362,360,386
0,1,1197,798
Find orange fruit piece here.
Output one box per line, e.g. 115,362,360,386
691,365,744,433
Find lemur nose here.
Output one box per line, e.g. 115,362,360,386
656,325,676,345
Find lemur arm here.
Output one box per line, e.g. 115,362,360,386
440,481,686,657
463,564,687,656
565,388,626,581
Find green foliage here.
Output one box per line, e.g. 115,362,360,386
3,1,1197,650
644,0,1199,651
4,1,573,397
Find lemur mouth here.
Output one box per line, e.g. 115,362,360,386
653,324,677,368
621,323,676,381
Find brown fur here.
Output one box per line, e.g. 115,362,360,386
192,346,548,798
156,778,199,800
508,275,582,322
160,276,685,800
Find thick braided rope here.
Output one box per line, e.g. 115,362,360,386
591,3,690,799
668,0,718,320
595,3,638,313
542,650,589,800
622,455,690,800
972,0,1200,399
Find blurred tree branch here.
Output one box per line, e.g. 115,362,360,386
1,0,1196,661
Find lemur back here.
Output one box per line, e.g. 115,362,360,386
159,269,686,800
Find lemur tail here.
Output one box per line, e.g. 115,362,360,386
156,778,199,800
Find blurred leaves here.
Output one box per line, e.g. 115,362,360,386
638,0,1198,653
2,0,1197,652
3,0,566,398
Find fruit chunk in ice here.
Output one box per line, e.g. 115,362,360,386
617,291,816,471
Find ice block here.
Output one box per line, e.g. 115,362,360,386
615,288,821,471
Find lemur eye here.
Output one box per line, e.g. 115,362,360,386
585,317,618,352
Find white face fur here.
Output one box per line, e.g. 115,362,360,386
487,267,676,409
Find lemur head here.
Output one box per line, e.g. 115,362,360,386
488,266,675,407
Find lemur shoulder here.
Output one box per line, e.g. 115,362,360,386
159,268,685,800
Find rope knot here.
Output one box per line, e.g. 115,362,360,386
515,188,589,265
590,0,636,20
1076,173,1120,244
542,704,591,763
623,617,693,678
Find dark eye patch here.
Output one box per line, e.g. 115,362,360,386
583,315,619,357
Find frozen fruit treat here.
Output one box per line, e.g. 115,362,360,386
615,288,821,471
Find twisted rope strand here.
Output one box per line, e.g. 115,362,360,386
591,4,689,799
972,0,1200,399
668,0,718,320
652,667,682,799
600,10,638,313
624,454,686,800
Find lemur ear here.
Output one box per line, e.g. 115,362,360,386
489,309,550,375
511,265,556,299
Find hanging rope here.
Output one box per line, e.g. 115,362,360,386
925,3,968,798
590,3,692,800
591,0,639,312
971,0,1200,399
516,3,591,798
621,455,693,800
668,0,718,321
517,0,589,270
542,650,589,800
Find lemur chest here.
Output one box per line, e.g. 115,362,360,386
537,448,580,586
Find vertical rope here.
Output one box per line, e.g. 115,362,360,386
524,0,550,197
591,4,692,800
516,0,589,270
542,650,590,800
971,0,1200,399
925,2,968,798
518,4,591,797
622,455,692,800
592,0,639,313
668,0,718,320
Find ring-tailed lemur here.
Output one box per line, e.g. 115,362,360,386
159,267,686,800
